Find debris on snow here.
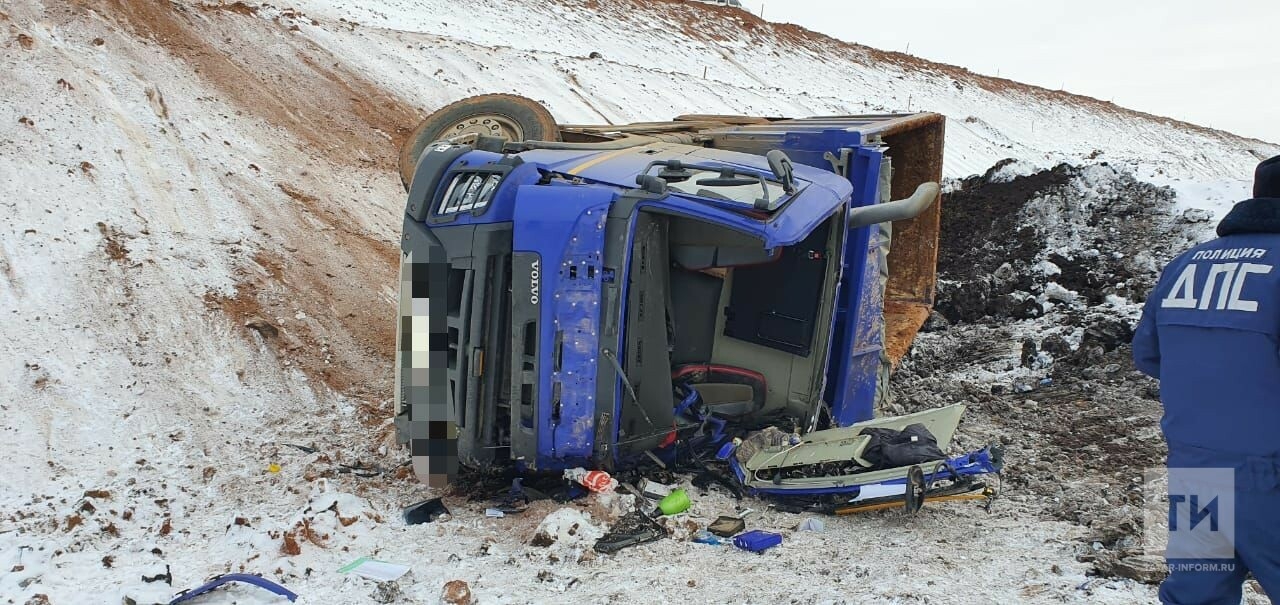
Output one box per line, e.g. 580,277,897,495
441,579,474,604
1,0,1271,602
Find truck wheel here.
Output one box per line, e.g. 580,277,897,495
399,94,559,190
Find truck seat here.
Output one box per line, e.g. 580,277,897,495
671,364,766,419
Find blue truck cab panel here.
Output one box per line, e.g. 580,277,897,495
394,112,946,483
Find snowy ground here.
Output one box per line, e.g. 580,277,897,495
1,0,1276,603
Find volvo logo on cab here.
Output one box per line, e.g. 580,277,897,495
530,259,540,305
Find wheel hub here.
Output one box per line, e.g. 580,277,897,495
444,114,524,141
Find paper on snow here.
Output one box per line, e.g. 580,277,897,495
338,557,411,582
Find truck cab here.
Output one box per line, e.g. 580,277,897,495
394,105,947,487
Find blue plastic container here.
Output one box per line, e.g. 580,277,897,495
733,529,782,553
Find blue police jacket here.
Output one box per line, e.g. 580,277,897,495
1133,198,1280,464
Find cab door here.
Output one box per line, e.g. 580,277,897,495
510,183,618,469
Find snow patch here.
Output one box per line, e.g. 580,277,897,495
530,508,604,562
987,159,1041,183
1040,282,1078,304
1034,260,1062,276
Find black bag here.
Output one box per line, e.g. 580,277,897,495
859,423,946,470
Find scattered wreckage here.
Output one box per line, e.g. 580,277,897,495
391,94,1004,519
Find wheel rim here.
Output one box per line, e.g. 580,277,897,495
441,114,525,141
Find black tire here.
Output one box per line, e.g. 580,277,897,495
398,94,559,190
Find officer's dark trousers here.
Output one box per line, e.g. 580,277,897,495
1160,452,1280,604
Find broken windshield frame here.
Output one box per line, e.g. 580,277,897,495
642,160,798,212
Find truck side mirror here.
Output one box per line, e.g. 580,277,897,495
635,174,669,195
766,150,796,194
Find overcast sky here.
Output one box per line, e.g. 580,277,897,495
737,0,1278,144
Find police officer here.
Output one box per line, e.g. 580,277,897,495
1134,154,1280,604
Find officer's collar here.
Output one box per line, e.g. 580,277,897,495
1217,197,1280,237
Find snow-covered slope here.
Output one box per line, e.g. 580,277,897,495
1,0,1275,603
293,0,1277,181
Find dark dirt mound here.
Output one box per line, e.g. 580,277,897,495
896,161,1210,580
935,162,1183,323
938,161,1071,287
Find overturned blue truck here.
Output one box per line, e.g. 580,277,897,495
393,95,1001,511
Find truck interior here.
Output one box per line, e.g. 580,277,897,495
617,208,845,454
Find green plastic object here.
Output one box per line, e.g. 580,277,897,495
657,489,691,515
